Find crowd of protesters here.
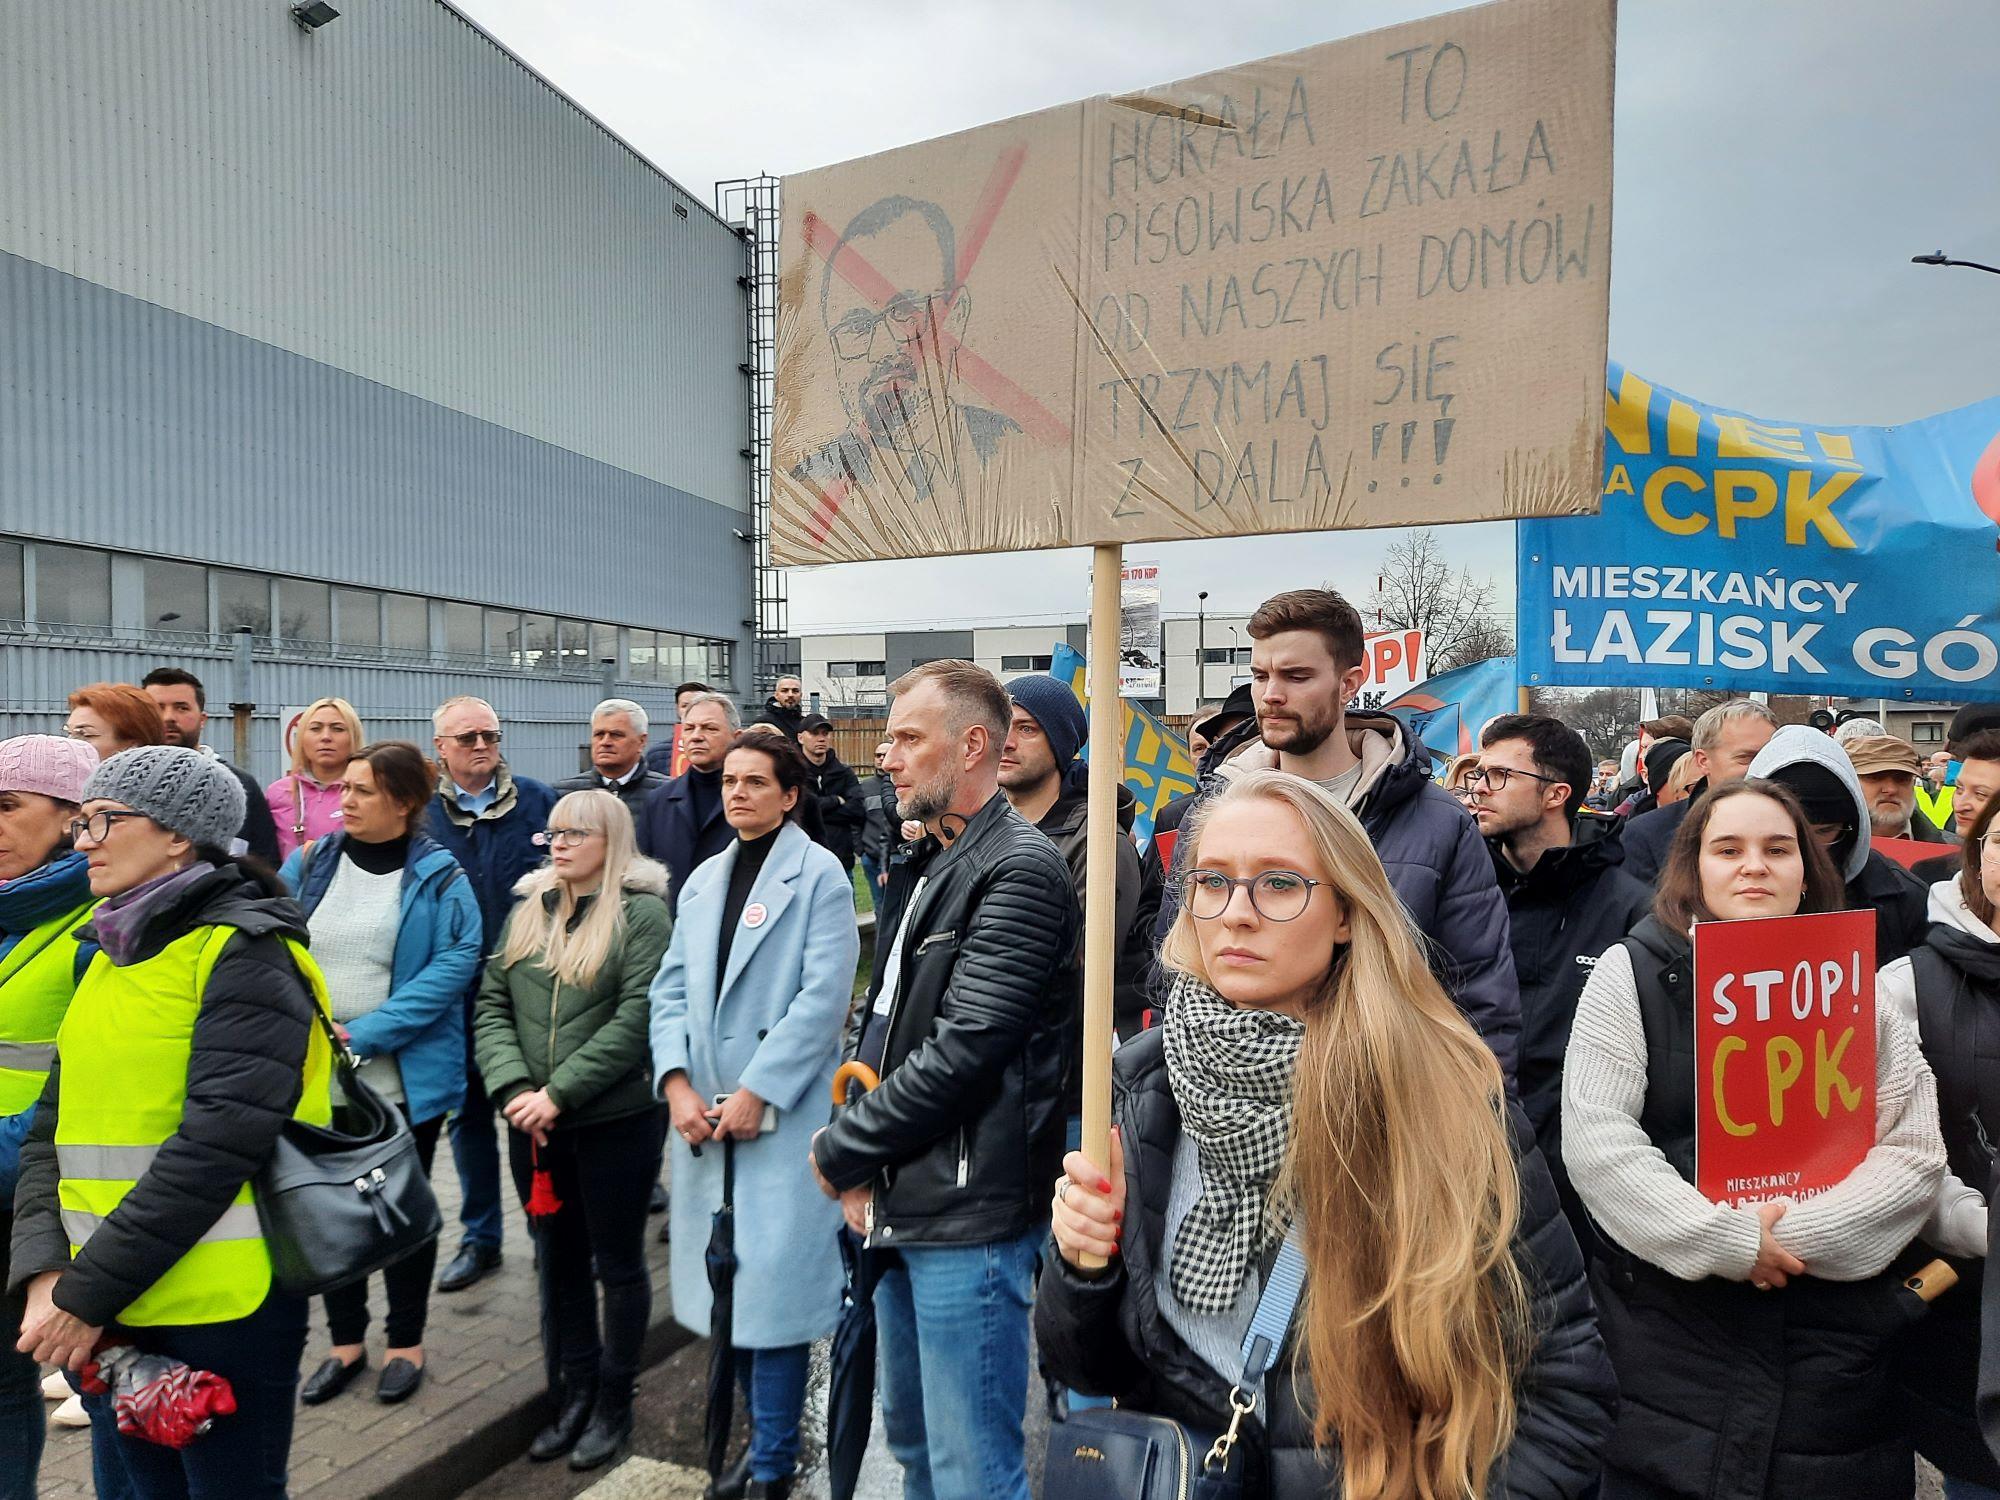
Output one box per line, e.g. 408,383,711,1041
5,595,2000,1500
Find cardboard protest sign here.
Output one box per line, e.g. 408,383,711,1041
1871,834,1950,872
773,0,1614,564
1693,910,1876,1208
1119,560,1162,697
1519,364,2000,701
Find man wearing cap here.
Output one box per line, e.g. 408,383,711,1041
1849,735,1952,844
1000,675,1158,1058
1749,724,1930,963
798,714,867,874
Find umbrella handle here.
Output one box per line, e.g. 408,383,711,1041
831,1060,880,1108
1906,1257,1959,1303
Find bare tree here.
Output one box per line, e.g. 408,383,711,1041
1365,530,1514,673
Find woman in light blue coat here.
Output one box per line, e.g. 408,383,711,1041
650,734,860,1500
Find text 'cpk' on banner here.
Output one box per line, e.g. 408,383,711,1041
1518,364,2000,702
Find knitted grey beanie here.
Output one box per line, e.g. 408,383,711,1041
82,746,245,851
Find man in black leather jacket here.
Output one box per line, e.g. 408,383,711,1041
810,660,1078,1500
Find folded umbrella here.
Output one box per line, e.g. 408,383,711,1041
826,1060,882,1500
80,1344,236,1449
704,1134,739,1480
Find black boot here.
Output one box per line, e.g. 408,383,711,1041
746,1476,794,1500
528,1381,596,1462
569,1384,633,1471
703,1451,754,1500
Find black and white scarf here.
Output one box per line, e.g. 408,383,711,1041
1161,973,1303,1315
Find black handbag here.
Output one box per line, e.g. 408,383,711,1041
1042,1228,1304,1500
252,1002,441,1297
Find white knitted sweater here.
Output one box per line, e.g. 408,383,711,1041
1562,939,1945,1283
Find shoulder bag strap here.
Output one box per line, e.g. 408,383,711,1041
291,776,308,842
1203,1225,1306,1475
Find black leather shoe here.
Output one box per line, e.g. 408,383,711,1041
376,1358,424,1404
746,1476,795,1500
436,1242,502,1293
529,1383,596,1462
569,1390,633,1471
299,1354,366,1406
648,1180,668,1214
703,1451,753,1500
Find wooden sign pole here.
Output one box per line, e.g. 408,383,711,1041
1077,542,1123,1270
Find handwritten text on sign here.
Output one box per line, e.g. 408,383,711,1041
1693,910,1875,1208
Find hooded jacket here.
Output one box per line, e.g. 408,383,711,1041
9,864,317,1326
753,698,805,741
1037,776,1161,1049
803,748,867,868
1153,711,1520,1080
1748,725,1930,964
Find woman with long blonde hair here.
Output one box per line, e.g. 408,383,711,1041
265,696,364,858
1039,770,1614,1499
472,789,671,1472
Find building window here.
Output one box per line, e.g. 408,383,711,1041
589,623,619,671
34,544,112,630
486,610,520,666
216,571,271,638
627,629,658,682
385,594,430,655
654,632,686,683
708,640,733,686
0,540,21,621
143,558,207,634
1201,647,1252,665
278,579,331,644
521,614,557,673
334,588,381,650
443,602,482,660
1000,654,1053,672
829,660,885,677
1911,721,1946,745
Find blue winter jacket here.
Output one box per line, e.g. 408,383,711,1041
423,768,558,965
280,832,484,1124
0,852,98,1201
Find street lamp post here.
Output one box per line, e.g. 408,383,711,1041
1912,251,2000,277
1196,591,1208,706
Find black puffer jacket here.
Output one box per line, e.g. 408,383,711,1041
813,792,1078,1246
1035,1031,1618,1498
804,749,867,869
1154,712,1521,1080
9,864,316,1327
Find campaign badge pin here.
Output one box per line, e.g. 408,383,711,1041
743,903,768,929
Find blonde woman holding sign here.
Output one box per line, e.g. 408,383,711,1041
1563,778,1946,1500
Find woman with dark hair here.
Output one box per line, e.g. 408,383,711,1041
1564,777,1946,1499
650,734,859,1500
63,684,165,761
9,746,334,1497
279,743,482,1408
1881,792,2000,1497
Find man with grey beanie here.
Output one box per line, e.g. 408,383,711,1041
11,745,326,1492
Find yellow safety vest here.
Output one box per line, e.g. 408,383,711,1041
0,900,95,1114
1917,782,1955,832
55,924,332,1326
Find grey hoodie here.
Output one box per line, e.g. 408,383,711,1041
1749,724,1872,881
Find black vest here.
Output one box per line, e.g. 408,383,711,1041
1910,932,2000,1192
1625,916,1700,1184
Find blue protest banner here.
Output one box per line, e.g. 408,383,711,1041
1386,656,1519,765
1519,365,2000,701
1051,642,1197,852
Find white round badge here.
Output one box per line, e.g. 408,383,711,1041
743,903,768,929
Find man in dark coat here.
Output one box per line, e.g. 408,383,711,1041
1471,713,1651,1245
1152,589,1521,1080
798,714,867,872
424,695,557,1293
555,698,668,817
751,675,806,740
635,692,738,917
141,668,282,866
1621,700,1779,884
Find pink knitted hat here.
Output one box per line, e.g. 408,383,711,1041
0,735,101,804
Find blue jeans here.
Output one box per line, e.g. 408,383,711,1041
447,1048,504,1251
859,854,882,899
1945,1479,2000,1500
873,1227,1041,1500
89,1294,309,1500
735,1344,809,1482
0,1329,41,1500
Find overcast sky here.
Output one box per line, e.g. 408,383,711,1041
457,0,2000,633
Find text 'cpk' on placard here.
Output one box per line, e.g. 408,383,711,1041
1693,910,1877,1209
773,0,1614,565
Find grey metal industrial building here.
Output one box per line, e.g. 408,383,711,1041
0,0,754,783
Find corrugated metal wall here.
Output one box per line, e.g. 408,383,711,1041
0,0,747,507
0,637,677,785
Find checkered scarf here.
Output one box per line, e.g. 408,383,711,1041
1161,974,1303,1315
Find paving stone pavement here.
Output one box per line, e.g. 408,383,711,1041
33,1143,681,1500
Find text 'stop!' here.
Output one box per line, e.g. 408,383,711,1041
771,0,1614,566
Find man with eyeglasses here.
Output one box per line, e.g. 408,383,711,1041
423,695,557,1294
1468,715,1649,1248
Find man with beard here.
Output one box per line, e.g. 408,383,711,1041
140,667,281,864
1848,735,1952,844
1151,588,1521,1078
752,676,807,741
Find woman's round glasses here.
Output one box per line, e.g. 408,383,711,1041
1184,869,1321,922
534,827,601,848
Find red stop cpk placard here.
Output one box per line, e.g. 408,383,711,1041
1693,910,1876,1207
